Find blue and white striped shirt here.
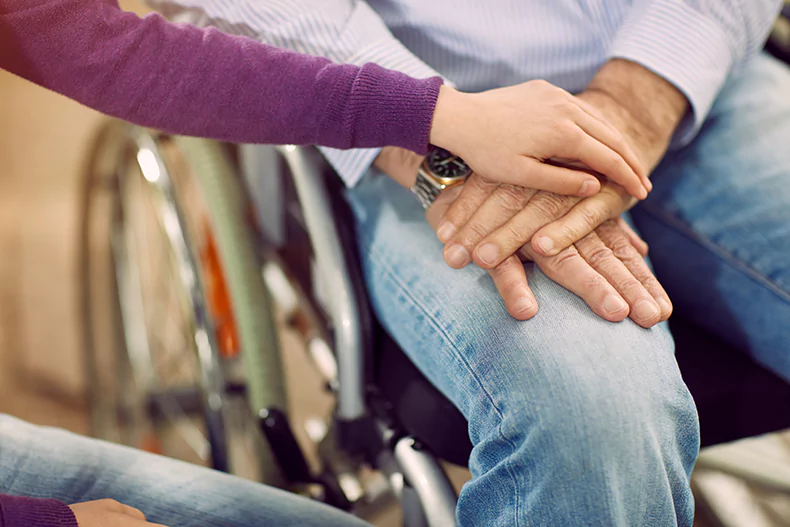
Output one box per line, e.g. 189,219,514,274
150,0,782,186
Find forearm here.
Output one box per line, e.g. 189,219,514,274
0,0,441,151
583,59,689,171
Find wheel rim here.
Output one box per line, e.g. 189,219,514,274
83,124,270,480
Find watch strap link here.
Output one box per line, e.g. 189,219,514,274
411,172,442,210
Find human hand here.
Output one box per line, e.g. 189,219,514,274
438,171,636,262
69,499,168,527
439,79,678,263
429,184,671,327
507,58,691,256
428,82,650,199
435,173,628,267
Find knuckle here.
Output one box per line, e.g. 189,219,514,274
584,244,615,268
471,174,499,191
578,205,603,227
555,222,580,244
499,272,525,292
446,198,477,223
463,222,494,244
618,278,645,297
610,238,636,260
561,124,584,146
582,272,609,292
642,276,663,292
547,248,582,272
607,152,627,173
493,184,530,210
530,193,568,220
503,223,531,247
530,79,553,91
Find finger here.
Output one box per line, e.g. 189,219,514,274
119,504,147,521
477,156,602,197
573,97,651,192
574,231,661,328
597,220,672,322
444,184,535,268
531,188,626,256
435,175,499,243
425,183,464,229
521,244,630,322
486,255,538,320
616,216,649,257
556,125,647,200
473,191,579,269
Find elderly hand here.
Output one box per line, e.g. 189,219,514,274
374,146,669,327
438,173,636,264
428,184,671,327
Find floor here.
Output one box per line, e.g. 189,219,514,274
2,3,790,526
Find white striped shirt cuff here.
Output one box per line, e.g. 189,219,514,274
608,0,735,147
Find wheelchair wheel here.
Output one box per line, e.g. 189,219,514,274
80,120,286,485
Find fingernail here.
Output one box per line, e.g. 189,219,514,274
514,296,534,313
436,222,456,243
476,243,499,265
536,236,554,255
645,179,653,192
658,298,672,316
604,294,628,315
580,179,598,196
634,299,660,321
445,244,470,267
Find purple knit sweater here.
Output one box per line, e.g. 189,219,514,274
0,0,442,153
0,0,442,524
0,495,76,527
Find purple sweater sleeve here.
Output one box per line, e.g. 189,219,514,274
0,0,442,153
0,494,78,527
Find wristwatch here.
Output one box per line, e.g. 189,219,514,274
410,146,472,209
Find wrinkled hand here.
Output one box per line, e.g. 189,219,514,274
437,173,636,265
430,180,671,328
429,82,650,198
69,500,168,527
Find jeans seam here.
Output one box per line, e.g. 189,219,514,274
638,202,790,303
362,238,523,526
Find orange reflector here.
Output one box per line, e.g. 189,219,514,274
200,219,240,358
141,433,163,455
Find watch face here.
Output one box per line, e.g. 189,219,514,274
425,147,472,180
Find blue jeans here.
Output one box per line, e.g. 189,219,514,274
346,53,790,526
0,414,370,526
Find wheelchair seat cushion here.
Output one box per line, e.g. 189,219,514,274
375,330,473,467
